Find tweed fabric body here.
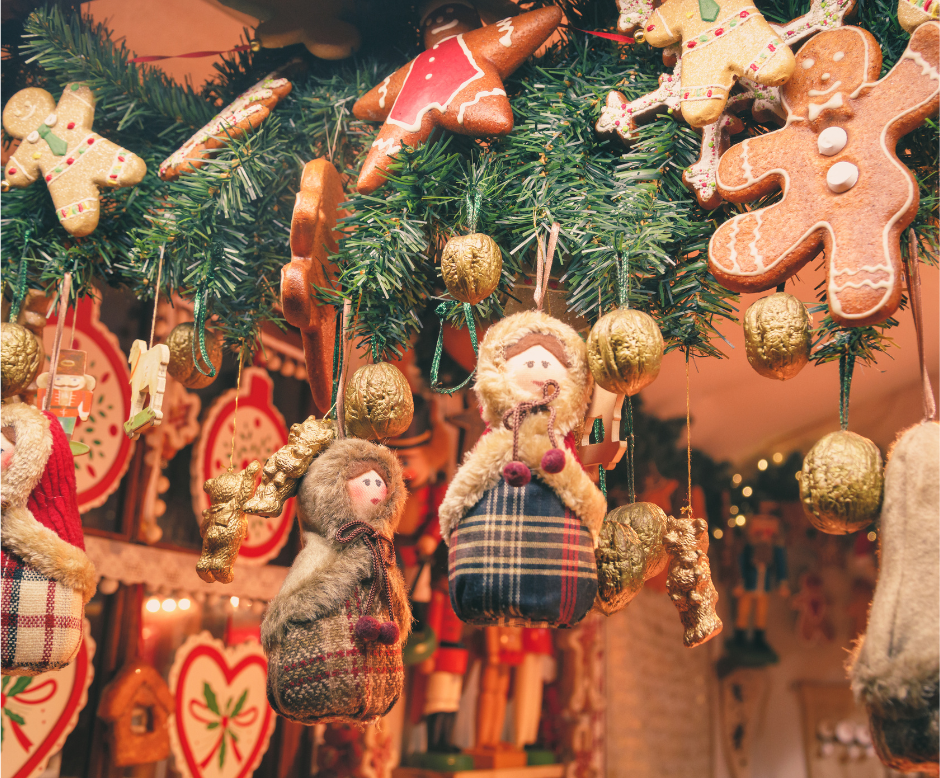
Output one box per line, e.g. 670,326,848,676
1,550,84,676
449,478,598,627
266,584,404,724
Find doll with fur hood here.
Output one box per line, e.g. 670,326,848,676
262,437,411,724
439,310,607,628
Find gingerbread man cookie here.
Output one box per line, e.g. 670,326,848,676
352,4,562,194
159,73,292,181
2,84,147,237
709,23,940,327
643,0,796,127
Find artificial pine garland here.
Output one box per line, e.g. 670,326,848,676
1,0,936,368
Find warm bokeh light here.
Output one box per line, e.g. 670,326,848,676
145,597,160,613
730,505,739,514
735,515,747,526
178,598,191,611
732,474,743,485
162,598,177,612
757,459,768,471
727,518,736,527
230,596,240,608
772,452,784,464
741,486,753,497
713,528,724,540
867,531,877,542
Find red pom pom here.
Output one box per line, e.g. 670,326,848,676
541,449,565,474
377,622,400,645
355,615,381,642
503,461,532,487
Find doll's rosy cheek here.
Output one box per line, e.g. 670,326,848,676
0,432,14,472
346,470,388,513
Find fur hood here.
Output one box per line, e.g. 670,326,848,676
1,402,97,603
475,310,592,436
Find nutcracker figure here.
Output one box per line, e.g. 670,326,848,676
36,349,95,454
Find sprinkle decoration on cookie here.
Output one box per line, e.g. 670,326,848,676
708,22,940,327
2,83,147,237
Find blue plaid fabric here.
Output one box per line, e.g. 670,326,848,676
448,477,598,627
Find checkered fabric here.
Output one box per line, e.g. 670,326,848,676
1,550,84,676
265,584,404,724
448,477,598,628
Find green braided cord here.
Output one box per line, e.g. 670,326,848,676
592,417,607,497
625,395,635,504
430,303,478,395
617,253,630,309
370,334,385,364
839,349,855,431
466,189,484,234
8,229,31,323
329,307,342,418
191,250,219,378
698,0,720,22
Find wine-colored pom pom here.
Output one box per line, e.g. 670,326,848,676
541,448,565,474
355,615,381,642
503,461,532,487
377,621,400,645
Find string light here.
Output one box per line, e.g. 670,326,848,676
145,597,160,613
162,598,177,613
727,518,736,527
732,473,743,485
772,452,784,464
757,459,768,471
730,504,739,514
741,486,753,497
713,528,724,539
867,531,877,542
735,515,747,526
179,598,192,611
230,596,240,608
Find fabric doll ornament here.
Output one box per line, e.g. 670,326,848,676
439,310,607,628
262,438,410,724
1,402,97,676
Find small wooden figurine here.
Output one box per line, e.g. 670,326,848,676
124,340,170,440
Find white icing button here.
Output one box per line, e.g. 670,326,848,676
44,113,57,127
818,126,848,156
827,160,858,193
26,130,39,143
833,51,845,61
429,56,435,62
802,57,815,69
821,73,830,81
425,73,433,80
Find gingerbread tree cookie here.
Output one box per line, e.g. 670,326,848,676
159,73,292,181
642,0,796,126
709,22,940,327
352,5,562,194
2,83,147,237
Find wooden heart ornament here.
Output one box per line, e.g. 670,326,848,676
168,633,275,778
1,622,96,778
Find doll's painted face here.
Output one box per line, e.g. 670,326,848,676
1,429,15,472
504,345,568,398
347,469,388,517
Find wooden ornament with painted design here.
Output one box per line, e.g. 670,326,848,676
352,5,562,194
124,340,170,440
709,23,940,327
2,83,147,236
281,159,344,417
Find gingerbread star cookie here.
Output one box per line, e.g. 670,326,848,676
2,83,147,237
352,5,562,194
159,73,292,181
708,22,940,327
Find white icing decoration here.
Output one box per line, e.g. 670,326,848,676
807,80,841,96
456,88,507,124
902,48,940,81
652,7,674,39
431,19,459,35
817,126,848,156
740,138,753,181
7,154,36,181
372,137,402,156
821,73,830,81
26,131,39,144
748,210,764,270
497,18,514,47
833,52,845,61
44,113,57,127
802,58,815,69
426,73,433,80
378,76,391,109
807,92,843,121
44,134,98,185
826,160,858,192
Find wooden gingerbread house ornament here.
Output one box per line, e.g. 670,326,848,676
97,658,175,767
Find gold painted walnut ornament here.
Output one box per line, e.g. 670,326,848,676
1,322,43,398
744,292,811,380
587,308,664,396
166,322,224,389
343,362,414,441
196,460,261,584
441,233,503,306
243,416,336,517
594,502,669,616
799,431,884,534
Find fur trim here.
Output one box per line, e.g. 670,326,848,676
0,403,96,603
474,310,592,436
439,413,606,546
261,438,411,655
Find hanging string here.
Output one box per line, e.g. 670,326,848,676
229,350,245,470
838,344,855,431
149,246,165,349
684,353,693,517
68,256,80,350
905,232,937,422
592,418,607,496
465,189,483,234
329,307,342,416
431,303,479,394
625,395,636,504
8,229,31,323
534,223,561,312
335,299,352,440
43,272,72,412
129,42,254,63
192,246,220,378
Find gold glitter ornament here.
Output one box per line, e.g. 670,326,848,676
799,430,884,535
166,322,224,389
744,292,811,380
344,362,414,441
587,308,664,395
197,460,261,584
664,514,722,647
594,502,669,616
1,322,43,399
441,233,502,305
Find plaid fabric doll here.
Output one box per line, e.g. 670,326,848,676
439,311,607,628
